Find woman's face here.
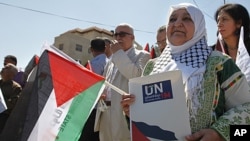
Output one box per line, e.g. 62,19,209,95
217,11,240,39
167,9,195,46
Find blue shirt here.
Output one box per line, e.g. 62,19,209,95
90,54,107,75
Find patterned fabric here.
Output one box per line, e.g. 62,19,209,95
152,37,212,73
151,37,212,120
142,58,156,76
151,47,171,73
189,52,250,136
141,3,250,141
175,37,211,68
189,52,226,133
211,102,250,140
142,51,250,141
223,74,243,91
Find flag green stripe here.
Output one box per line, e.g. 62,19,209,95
55,80,104,141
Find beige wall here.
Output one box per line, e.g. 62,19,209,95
53,27,143,66
53,29,113,65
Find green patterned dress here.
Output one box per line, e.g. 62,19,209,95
142,51,250,141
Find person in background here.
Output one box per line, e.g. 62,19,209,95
155,25,167,57
214,3,250,84
4,55,25,88
89,38,107,75
143,25,167,73
0,63,22,133
79,38,107,141
121,3,250,141
95,23,150,141
102,37,113,59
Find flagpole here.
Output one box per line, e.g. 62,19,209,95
104,81,129,95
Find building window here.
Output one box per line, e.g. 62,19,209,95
75,44,82,52
59,44,64,50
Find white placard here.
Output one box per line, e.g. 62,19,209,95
129,70,191,141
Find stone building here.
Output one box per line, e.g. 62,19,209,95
53,26,143,66
53,26,113,65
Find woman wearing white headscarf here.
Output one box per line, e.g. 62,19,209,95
122,3,250,141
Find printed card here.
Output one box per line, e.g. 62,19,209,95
129,70,191,141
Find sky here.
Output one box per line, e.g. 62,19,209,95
0,0,249,69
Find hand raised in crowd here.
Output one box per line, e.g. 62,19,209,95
121,94,135,116
110,40,123,53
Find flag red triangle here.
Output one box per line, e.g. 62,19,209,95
35,55,39,64
150,47,156,59
48,51,104,107
144,43,150,52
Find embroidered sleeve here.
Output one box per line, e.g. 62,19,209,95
142,59,156,76
217,56,250,110
211,102,250,141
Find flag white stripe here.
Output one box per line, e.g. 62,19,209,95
28,89,73,141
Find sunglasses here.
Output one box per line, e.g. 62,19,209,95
113,31,132,37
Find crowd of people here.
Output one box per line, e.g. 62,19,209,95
0,2,250,141
123,3,250,141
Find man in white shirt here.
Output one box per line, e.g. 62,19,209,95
95,23,150,141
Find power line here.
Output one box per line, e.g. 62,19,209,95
192,0,214,20
0,2,155,34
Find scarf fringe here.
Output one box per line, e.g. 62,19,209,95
186,72,204,122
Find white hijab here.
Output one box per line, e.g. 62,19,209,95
152,3,212,120
168,3,207,55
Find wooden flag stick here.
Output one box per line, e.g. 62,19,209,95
104,81,129,95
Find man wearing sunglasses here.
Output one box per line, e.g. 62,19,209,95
95,23,150,141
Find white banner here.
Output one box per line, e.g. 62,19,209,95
129,70,191,141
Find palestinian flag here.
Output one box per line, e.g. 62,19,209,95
144,43,150,53
24,55,39,76
23,55,40,83
85,60,93,72
150,47,156,59
0,56,40,141
1,50,105,141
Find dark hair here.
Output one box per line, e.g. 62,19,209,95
4,55,17,65
90,38,105,52
215,3,250,54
